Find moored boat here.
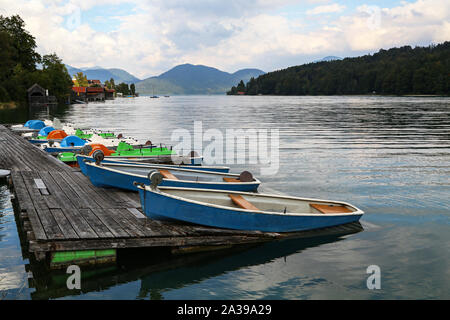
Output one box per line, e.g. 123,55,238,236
11,120,47,132
43,136,138,154
84,161,260,192
136,177,364,232
76,154,230,175
27,129,68,144
42,135,87,153
57,143,202,166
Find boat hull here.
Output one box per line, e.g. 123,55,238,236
138,187,363,232
76,155,229,175
76,154,203,174
106,155,203,165
28,139,47,144
45,146,82,153
85,163,259,192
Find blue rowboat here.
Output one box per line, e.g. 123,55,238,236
136,184,364,232
84,161,260,192
76,154,230,175
74,149,202,168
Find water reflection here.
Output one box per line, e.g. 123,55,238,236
1,96,449,299
28,223,362,300
0,180,30,299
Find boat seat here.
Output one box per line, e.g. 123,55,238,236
159,169,178,180
310,203,353,214
228,194,259,211
223,177,241,183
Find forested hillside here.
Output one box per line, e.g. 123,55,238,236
0,15,72,104
228,43,450,96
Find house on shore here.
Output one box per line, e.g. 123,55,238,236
71,79,115,103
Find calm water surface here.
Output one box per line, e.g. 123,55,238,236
0,95,449,299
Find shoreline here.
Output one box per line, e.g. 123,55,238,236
226,94,449,97
0,101,18,109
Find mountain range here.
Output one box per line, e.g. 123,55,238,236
65,63,265,95
66,57,342,95
65,65,140,84
136,64,265,95
313,56,342,63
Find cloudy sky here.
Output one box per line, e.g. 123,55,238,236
1,0,448,79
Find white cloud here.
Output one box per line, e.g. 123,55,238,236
0,0,448,78
306,3,346,15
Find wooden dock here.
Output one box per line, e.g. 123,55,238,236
0,124,363,269
0,124,285,268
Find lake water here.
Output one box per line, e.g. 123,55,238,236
0,95,449,299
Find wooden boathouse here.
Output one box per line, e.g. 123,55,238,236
0,124,362,269
27,83,58,108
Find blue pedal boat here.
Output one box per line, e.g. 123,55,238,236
43,135,87,153
136,183,364,232
27,126,56,144
84,161,260,192
76,154,230,175
12,120,46,133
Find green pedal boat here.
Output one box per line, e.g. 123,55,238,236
57,141,189,166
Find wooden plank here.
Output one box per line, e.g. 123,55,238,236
89,208,131,238
34,207,64,239
50,209,79,239
77,209,113,238
310,203,353,214
20,171,64,239
108,189,141,208
159,169,178,180
34,179,46,189
117,209,182,237
127,208,146,219
29,234,272,252
9,171,47,240
24,208,48,240
229,194,260,211
49,171,99,209
10,171,35,210
109,209,146,237
38,172,100,239
69,171,124,208
223,177,241,183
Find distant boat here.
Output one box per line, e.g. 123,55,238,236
150,85,159,98
137,181,364,232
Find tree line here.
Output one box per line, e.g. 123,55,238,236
104,79,136,96
0,15,73,104
228,42,450,96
